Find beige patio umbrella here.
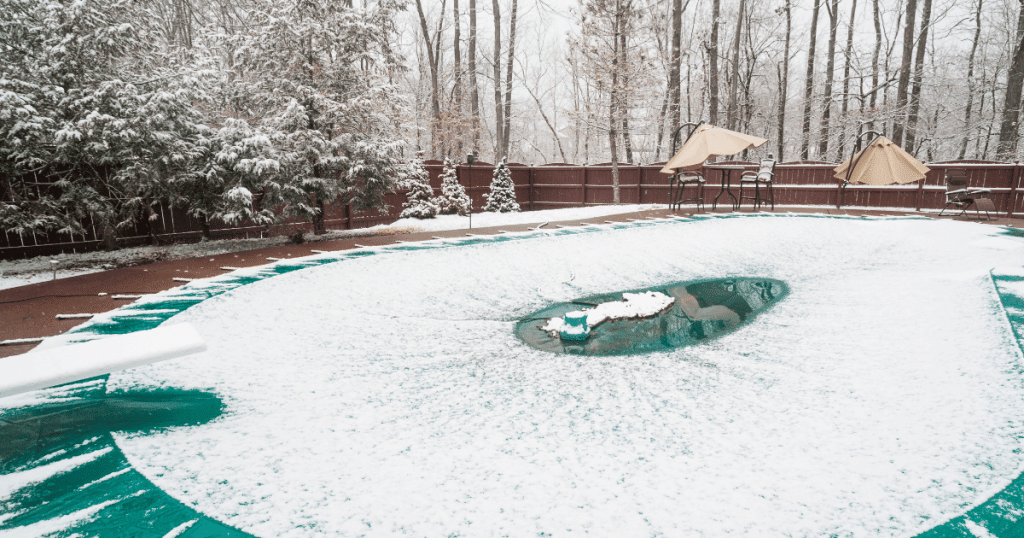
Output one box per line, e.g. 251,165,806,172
660,124,768,174
833,136,929,185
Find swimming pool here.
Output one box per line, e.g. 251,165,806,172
3,214,1024,537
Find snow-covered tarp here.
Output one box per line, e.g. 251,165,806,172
4,214,1024,537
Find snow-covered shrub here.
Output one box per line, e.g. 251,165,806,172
400,152,438,219
0,0,407,240
433,158,472,216
483,159,521,213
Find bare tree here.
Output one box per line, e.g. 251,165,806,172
415,0,447,157
453,0,463,155
801,0,822,159
776,0,791,160
668,0,683,143
524,84,568,162
708,0,720,125
998,0,1024,159
469,0,480,154
959,0,983,159
727,0,746,130
501,0,518,160
869,0,881,131
892,0,917,145
904,0,932,155
609,0,624,201
837,0,857,161
492,0,504,161
818,0,839,159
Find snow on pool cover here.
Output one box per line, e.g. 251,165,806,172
2,214,1024,537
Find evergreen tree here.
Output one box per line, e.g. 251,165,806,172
226,0,408,228
400,152,438,219
0,0,208,239
483,159,521,213
433,158,472,216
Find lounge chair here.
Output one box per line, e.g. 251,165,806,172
938,168,995,220
739,156,776,210
670,170,706,212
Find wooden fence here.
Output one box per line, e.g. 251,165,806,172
3,159,1022,259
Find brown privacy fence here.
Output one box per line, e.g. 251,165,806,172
3,159,1023,259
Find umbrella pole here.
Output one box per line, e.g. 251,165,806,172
667,121,703,211
838,130,884,210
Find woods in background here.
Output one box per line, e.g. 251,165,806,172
5,0,1024,239
408,0,1024,168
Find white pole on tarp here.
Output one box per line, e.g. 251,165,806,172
0,323,207,399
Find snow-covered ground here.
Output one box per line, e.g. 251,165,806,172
0,205,664,291
90,215,1024,537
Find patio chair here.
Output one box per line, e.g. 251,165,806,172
938,168,995,220
738,155,777,210
670,170,706,212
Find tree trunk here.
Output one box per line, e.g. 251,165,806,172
668,0,682,142
492,0,504,161
777,0,791,160
800,0,821,160
837,0,857,161
102,220,120,251
818,0,839,159
610,0,622,203
526,85,568,162
313,198,326,235
584,77,591,163
984,73,995,158
453,0,463,155
655,92,669,161
892,0,918,146
870,0,880,131
501,0,518,161
905,0,932,155
977,71,987,157
959,0,982,159
469,0,480,154
708,0,720,126
997,1,1024,159
198,216,211,242
687,55,692,122
415,0,442,157
727,0,745,130
619,28,633,163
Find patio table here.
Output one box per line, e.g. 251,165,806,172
706,164,746,211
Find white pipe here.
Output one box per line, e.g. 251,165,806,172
0,323,207,399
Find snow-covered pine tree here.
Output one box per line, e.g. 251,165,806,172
0,0,209,240
399,152,438,219
227,0,408,229
433,158,472,216
483,159,521,212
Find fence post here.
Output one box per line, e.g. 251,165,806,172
1009,162,1021,218
636,165,642,204
527,166,534,210
915,168,926,212
580,165,587,207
